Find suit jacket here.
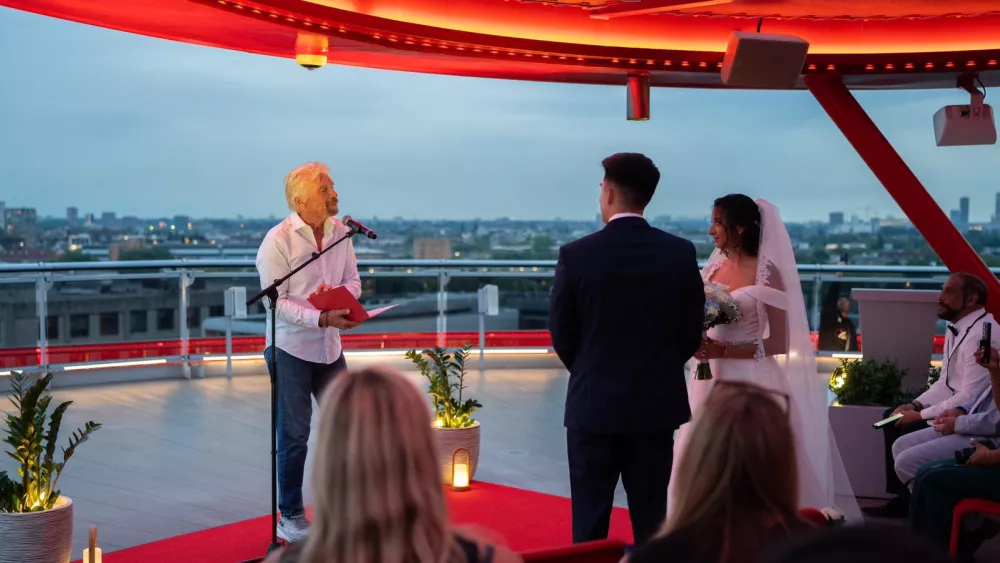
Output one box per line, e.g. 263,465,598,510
549,216,705,434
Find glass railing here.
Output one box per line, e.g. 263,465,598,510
0,259,960,372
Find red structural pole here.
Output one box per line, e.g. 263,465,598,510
804,73,1000,315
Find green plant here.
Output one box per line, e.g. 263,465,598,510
1,372,102,513
894,364,941,405
829,358,909,406
405,345,482,428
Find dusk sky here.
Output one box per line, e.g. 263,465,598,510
1,8,998,223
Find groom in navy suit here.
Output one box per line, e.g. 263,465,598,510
549,153,705,546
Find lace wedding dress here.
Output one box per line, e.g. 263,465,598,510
667,199,862,522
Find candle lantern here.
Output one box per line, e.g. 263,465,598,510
451,448,471,491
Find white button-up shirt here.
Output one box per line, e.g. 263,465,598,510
917,308,998,419
255,212,362,364
608,212,644,223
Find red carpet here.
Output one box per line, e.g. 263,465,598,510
76,482,633,563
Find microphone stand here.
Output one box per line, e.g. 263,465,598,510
240,226,358,563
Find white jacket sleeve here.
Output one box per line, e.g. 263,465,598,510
921,345,992,420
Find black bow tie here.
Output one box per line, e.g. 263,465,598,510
947,325,958,336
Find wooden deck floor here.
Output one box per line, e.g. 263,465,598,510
2,360,625,556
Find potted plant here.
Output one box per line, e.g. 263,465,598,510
827,358,912,498
405,345,483,486
0,372,102,563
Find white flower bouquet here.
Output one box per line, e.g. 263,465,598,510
696,282,742,380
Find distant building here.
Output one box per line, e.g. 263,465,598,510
4,207,38,246
108,237,147,260
829,212,845,226
994,193,1000,223
413,238,452,260
960,197,970,225
67,206,79,227
0,201,5,231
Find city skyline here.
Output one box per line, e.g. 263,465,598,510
2,9,1000,223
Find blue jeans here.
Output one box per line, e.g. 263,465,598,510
264,346,347,519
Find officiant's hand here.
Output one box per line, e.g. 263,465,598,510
320,309,359,330
310,283,334,298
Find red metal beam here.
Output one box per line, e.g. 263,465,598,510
804,73,1000,315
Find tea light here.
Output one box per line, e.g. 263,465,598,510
451,448,471,491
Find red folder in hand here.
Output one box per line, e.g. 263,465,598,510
307,285,396,323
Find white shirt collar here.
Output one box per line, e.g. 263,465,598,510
608,212,644,222
289,212,334,236
953,308,987,332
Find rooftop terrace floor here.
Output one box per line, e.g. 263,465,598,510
1,355,994,560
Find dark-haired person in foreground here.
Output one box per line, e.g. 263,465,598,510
866,272,999,518
549,152,704,545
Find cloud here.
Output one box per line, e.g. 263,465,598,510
1,8,998,223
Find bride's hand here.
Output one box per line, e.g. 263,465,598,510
696,337,726,360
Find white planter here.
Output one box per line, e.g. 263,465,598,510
434,422,481,485
0,496,74,563
829,404,891,499
851,289,940,392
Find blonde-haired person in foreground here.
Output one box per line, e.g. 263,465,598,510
264,366,522,563
627,380,811,563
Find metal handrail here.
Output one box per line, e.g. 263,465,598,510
0,258,983,275
0,257,961,378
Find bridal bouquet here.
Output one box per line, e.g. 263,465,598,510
696,282,742,380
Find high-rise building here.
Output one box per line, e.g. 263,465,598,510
994,193,1000,223
0,201,6,231
67,207,78,227
960,197,970,225
829,212,845,226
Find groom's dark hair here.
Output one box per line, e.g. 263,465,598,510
601,153,659,209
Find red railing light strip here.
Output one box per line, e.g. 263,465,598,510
0,332,945,370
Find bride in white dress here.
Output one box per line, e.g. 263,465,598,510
668,194,861,521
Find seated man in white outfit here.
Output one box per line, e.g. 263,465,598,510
892,381,1000,490
866,273,998,517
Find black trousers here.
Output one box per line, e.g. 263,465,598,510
880,406,931,496
566,429,674,547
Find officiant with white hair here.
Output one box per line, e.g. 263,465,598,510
255,161,363,543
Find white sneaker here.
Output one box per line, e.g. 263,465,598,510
277,515,310,543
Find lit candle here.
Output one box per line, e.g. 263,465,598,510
452,462,470,491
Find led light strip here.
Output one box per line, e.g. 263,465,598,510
62,358,170,371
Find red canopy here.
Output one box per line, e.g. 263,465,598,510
3,0,999,88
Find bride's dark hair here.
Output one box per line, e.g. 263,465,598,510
714,194,761,257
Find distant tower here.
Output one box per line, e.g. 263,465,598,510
994,193,1000,223
67,206,79,227
960,196,970,225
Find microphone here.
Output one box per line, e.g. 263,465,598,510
343,216,377,239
